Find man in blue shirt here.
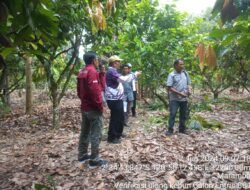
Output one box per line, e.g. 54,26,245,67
122,64,134,127
128,63,138,117
166,59,191,135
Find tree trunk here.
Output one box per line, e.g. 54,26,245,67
3,64,10,105
213,91,219,99
6,66,10,105
0,55,9,106
52,96,60,128
25,56,32,114
154,92,169,110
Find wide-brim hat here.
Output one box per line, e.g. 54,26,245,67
108,55,123,64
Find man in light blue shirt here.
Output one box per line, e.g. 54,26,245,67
122,64,134,127
166,59,191,135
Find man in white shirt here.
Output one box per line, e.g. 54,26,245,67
128,63,137,117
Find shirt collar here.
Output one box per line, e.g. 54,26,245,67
86,64,96,70
174,69,184,74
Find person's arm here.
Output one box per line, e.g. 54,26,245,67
168,87,187,97
118,71,141,83
77,70,84,99
166,73,187,97
77,78,81,98
186,71,192,95
118,74,133,83
88,70,103,113
187,85,192,96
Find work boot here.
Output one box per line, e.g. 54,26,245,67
89,159,108,169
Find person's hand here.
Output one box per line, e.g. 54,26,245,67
179,92,188,97
135,71,142,77
188,86,192,92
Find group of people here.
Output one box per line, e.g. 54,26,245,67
77,52,141,167
77,51,191,168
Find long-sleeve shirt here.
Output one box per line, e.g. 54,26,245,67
105,67,135,100
77,64,103,112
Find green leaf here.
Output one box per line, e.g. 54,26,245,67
52,67,60,77
0,48,15,58
38,39,44,46
33,183,52,190
218,47,231,57
209,29,224,39
221,34,235,46
28,49,49,57
30,43,38,50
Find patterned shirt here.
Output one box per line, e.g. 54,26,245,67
166,70,191,101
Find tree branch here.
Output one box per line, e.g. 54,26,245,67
37,55,56,99
56,52,76,86
58,31,83,101
0,55,7,88
242,84,250,93
54,47,74,60
154,91,169,110
56,33,81,86
58,64,76,102
7,73,25,94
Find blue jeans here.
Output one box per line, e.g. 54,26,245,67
168,100,188,132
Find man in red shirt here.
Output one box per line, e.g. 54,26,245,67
77,51,107,168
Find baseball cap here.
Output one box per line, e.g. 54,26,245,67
108,55,123,64
127,63,132,68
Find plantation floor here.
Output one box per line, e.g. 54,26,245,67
0,92,250,190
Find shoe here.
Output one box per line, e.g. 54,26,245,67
78,154,90,163
165,131,173,136
179,130,189,135
107,138,121,144
89,159,108,169
124,123,130,127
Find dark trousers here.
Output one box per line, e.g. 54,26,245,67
131,91,137,116
78,111,102,160
168,100,188,132
107,100,124,141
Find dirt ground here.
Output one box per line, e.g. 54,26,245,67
0,91,250,190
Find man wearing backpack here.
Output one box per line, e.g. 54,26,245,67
166,59,191,136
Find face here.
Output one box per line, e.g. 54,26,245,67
100,65,105,72
123,66,129,75
175,60,184,71
113,61,121,69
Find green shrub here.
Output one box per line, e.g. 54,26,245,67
188,115,224,130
